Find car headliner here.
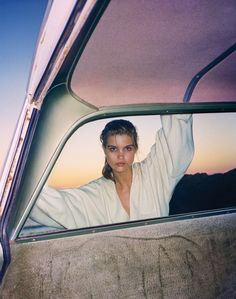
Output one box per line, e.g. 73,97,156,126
71,0,236,107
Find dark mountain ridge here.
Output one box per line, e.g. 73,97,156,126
169,168,236,215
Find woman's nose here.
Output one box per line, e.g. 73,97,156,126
117,150,124,158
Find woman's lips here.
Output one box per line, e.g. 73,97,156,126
116,162,125,167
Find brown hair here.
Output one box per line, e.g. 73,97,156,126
100,119,138,180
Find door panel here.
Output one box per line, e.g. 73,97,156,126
1,213,236,298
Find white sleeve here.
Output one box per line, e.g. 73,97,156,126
159,114,194,178
140,114,194,215
30,186,89,229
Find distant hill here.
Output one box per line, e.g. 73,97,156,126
169,168,236,215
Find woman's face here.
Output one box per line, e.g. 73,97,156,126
104,134,137,174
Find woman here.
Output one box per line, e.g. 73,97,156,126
31,114,194,229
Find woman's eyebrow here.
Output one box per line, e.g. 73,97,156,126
107,144,134,148
107,145,117,148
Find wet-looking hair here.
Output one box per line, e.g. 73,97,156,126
100,119,138,181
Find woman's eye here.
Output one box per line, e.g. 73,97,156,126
126,146,133,152
109,147,116,152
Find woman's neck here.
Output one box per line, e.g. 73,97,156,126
113,168,132,189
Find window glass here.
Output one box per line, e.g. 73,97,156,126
20,113,236,237
71,0,236,107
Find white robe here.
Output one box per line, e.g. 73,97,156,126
31,114,194,229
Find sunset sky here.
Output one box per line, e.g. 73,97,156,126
0,0,47,174
1,1,235,188
47,112,236,188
